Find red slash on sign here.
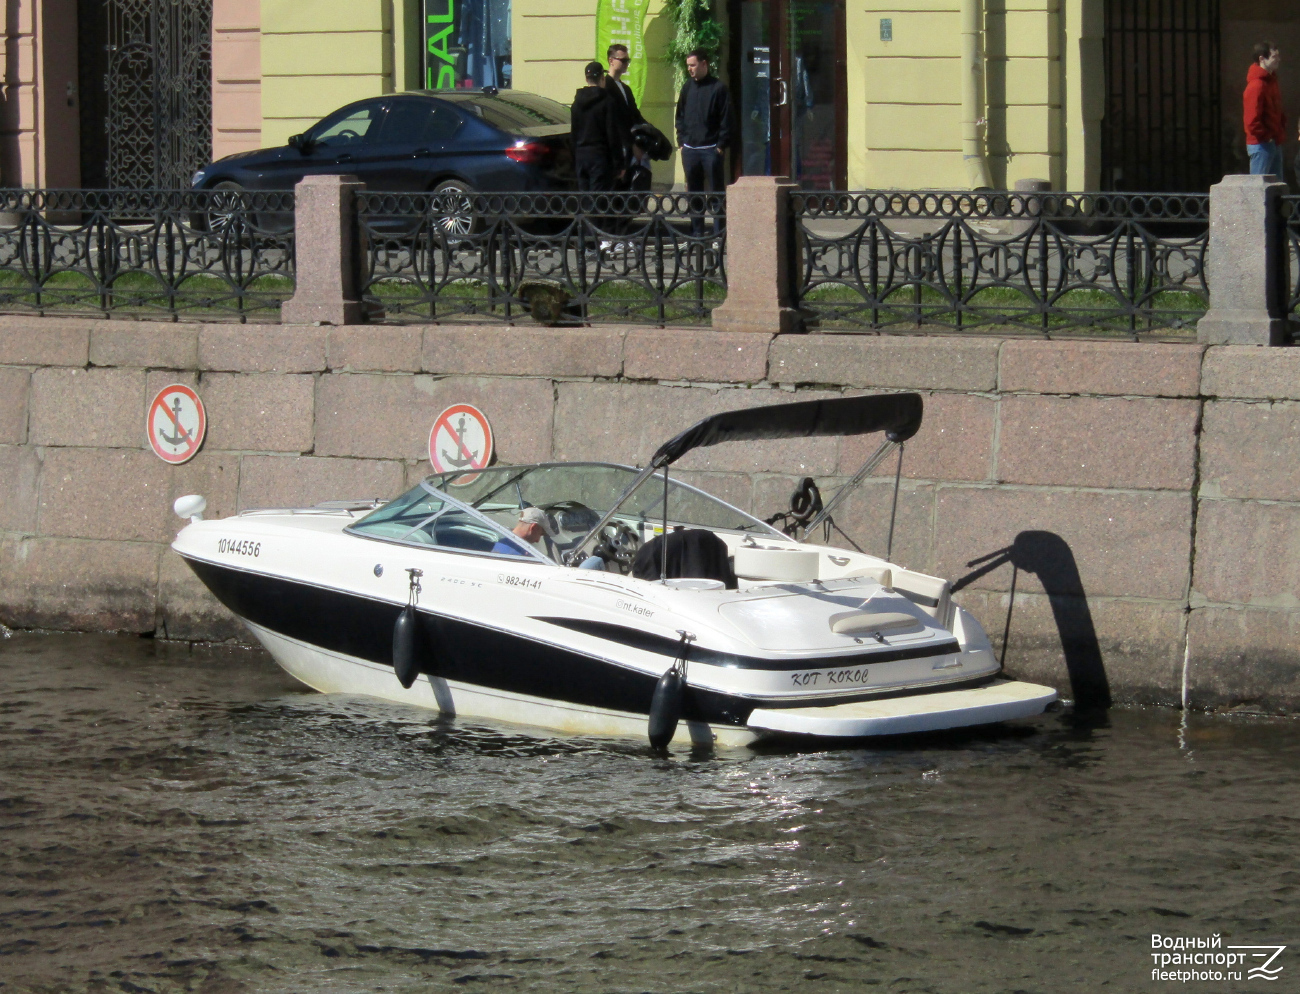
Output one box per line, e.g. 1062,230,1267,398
429,404,494,486
147,384,206,464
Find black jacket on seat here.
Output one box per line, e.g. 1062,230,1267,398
631,529,738,589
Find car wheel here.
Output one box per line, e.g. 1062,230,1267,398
430,180,478,238
205,181,246,236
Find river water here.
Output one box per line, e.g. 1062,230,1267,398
2,633,1297,994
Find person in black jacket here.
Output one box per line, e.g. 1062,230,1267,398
675,49,734,235
605,43,643,188
570,61,623,192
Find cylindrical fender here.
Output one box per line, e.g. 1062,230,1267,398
392,604,422,689
647,668,685,750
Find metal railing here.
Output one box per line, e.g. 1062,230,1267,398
1285,196,1300,329
356,191,726,326
792,191,1210,339
0,189,294,320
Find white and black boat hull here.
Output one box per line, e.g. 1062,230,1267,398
184,556,1055,746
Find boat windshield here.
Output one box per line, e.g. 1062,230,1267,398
344,481,549,561
350,462,780,565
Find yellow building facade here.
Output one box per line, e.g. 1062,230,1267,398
2,0,1297,192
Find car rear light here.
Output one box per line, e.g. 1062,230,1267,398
505,141,552,166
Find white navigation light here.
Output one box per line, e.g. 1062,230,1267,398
173,494,207,522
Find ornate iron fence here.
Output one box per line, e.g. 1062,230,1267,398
792,191,1210,338
356,191,726,326
1285,196,1300,331
0,189,294,320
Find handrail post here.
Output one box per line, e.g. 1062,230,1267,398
1196,174,1288,346
712,176,800,333
282,173,366,325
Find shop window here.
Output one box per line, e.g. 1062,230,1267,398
425,0,512,90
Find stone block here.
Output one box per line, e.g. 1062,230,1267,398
0,366,29,443
200,372,315,452
329,325,423,372
157,550,248,642
315,373,554,464
954,590,1186,706
998,340,1204,397
0,316,91,366
770,334,999,391
1192,499,1300,608
0,535,161,632
0,445,39,531
839,391,994,482
38,448,240,543
422,325,625,379
145,368,199,400
553,382,840,475
1186,606,1300,712
1202,345,1300,401
89,323,199,369
239,454,405,509
199,323,328,372
29,367,145,448
624,328,769,383
932,486,1193,600
997,395,1198,490
1200,400,1300,501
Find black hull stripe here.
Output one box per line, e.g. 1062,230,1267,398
534,617,960,670
185,558,752,725
183,558,983,729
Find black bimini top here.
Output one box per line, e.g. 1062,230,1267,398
651,393,924,468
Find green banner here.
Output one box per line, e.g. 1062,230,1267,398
595,0,650,104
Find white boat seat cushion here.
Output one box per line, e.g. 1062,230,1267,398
828,610,923,636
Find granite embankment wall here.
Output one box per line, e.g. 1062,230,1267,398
1,316,1298,713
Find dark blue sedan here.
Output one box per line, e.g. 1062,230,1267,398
191,88,575,233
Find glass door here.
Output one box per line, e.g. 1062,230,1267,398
731,0,846,188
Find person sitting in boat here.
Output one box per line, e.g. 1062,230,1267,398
491,507,556,556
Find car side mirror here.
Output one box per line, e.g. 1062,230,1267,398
288,133,310,152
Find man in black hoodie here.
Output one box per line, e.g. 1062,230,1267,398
570,61,623,192
675,49,734,234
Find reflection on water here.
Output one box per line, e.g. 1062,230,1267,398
2,633,1298,993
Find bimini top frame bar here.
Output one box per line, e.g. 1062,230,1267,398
565,393,925,564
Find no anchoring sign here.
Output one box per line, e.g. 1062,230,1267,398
429,404,493,485
148,384,206,464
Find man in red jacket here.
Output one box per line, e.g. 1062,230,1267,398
1244,42,1288,178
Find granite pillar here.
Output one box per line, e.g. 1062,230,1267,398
1196,174,1289,346
281,173,365,326
711,176,800,334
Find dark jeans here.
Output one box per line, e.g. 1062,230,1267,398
575,148,615,191
682,145,726,236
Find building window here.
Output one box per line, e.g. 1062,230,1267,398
425,0,512,90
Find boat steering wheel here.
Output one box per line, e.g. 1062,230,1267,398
597,521,640,568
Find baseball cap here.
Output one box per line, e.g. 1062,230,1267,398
518,506,557,537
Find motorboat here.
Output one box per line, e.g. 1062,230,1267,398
170,393,1056,748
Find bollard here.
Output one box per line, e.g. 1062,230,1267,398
281,173,366,326
1196,174,1288,346
712,176,801,334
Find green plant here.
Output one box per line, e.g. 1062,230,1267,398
663,0,723,88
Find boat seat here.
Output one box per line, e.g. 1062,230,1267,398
631,529,738,589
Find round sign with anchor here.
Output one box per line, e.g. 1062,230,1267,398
147,384,206,465
429,404,494,485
